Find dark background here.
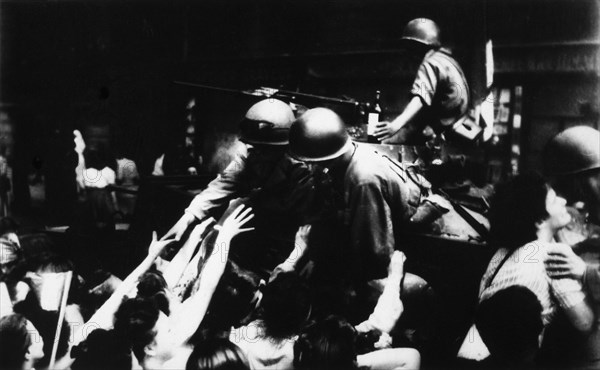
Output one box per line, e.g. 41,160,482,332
0,0,598,215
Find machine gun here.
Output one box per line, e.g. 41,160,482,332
173,80,369,124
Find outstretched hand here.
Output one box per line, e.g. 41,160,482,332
149,231,176,258
216,204,255,238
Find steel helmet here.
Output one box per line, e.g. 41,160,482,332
543,126,600,176
239,99,295,146
289,108,353,162
402,18,441,48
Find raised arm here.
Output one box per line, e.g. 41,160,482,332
71,233,175,345
161,152,248,241
356,251,405,341
167,204,254,347
162,218,216,290
269,224,311,282
53,233,175,369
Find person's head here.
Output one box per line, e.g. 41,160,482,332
543,126,600,224
476,286,543,365
0,237,23,281
259,271,311,339
186,338,249,370
489,172,570,248
12,302,70,368
84,145,113,171
136,270,170,316
0,314,44,370
0,217,19,242
71,329,132,370
289,108,354,175
239,99,295,149
198,264,259,333
401,18,441,55
294,315,358,370
114,297,171,364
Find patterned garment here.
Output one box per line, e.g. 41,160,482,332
479,242,586,326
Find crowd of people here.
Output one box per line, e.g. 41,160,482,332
0,96,598,369
0,17,599,370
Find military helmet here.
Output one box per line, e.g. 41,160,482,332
402,18,441,48
239,99,295,146
289,108,352,162
543,126,600,176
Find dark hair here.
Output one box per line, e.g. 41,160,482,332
0,217,19,236
71,329,132,370
113,297,160,362
0,314,32,369
186,338,249,370
476,286,544,365
196,262,259,335
488,172,550,249
17,233,54,266
294,315,358,370
12,302,70,368
259,271,311,339
84,144,116,172
34,252,73,273
136,270,170,316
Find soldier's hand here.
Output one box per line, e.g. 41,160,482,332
162,212,197,241
374,121,401,141
545,243,586,281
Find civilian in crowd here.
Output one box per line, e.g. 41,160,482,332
0,313,44,370
458,172,593,366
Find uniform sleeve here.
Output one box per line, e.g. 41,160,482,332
185,155,246,221
410,58,439,107
349,182,394,280
583,265,600,302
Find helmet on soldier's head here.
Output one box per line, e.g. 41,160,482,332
543,126,600,176
288,108,352,162
402,18,441,48
239,99,295,146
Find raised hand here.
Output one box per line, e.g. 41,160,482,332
216,204,255,238
148,231,176,258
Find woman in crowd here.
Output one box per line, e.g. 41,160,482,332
229,271,311,370
293,251,421,370
186,338,249,370
294,315,421,370
0,313,45,370
70,328,132,370
459,172,594,366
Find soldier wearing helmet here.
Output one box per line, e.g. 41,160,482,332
162,99,315,279
542,125,600,368
374,18,470,144
544,126,600,225
289,108,428,319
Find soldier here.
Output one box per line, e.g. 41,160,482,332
162,99,315,280
542,125,600,368
288,107,430,321
374,18,471,145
